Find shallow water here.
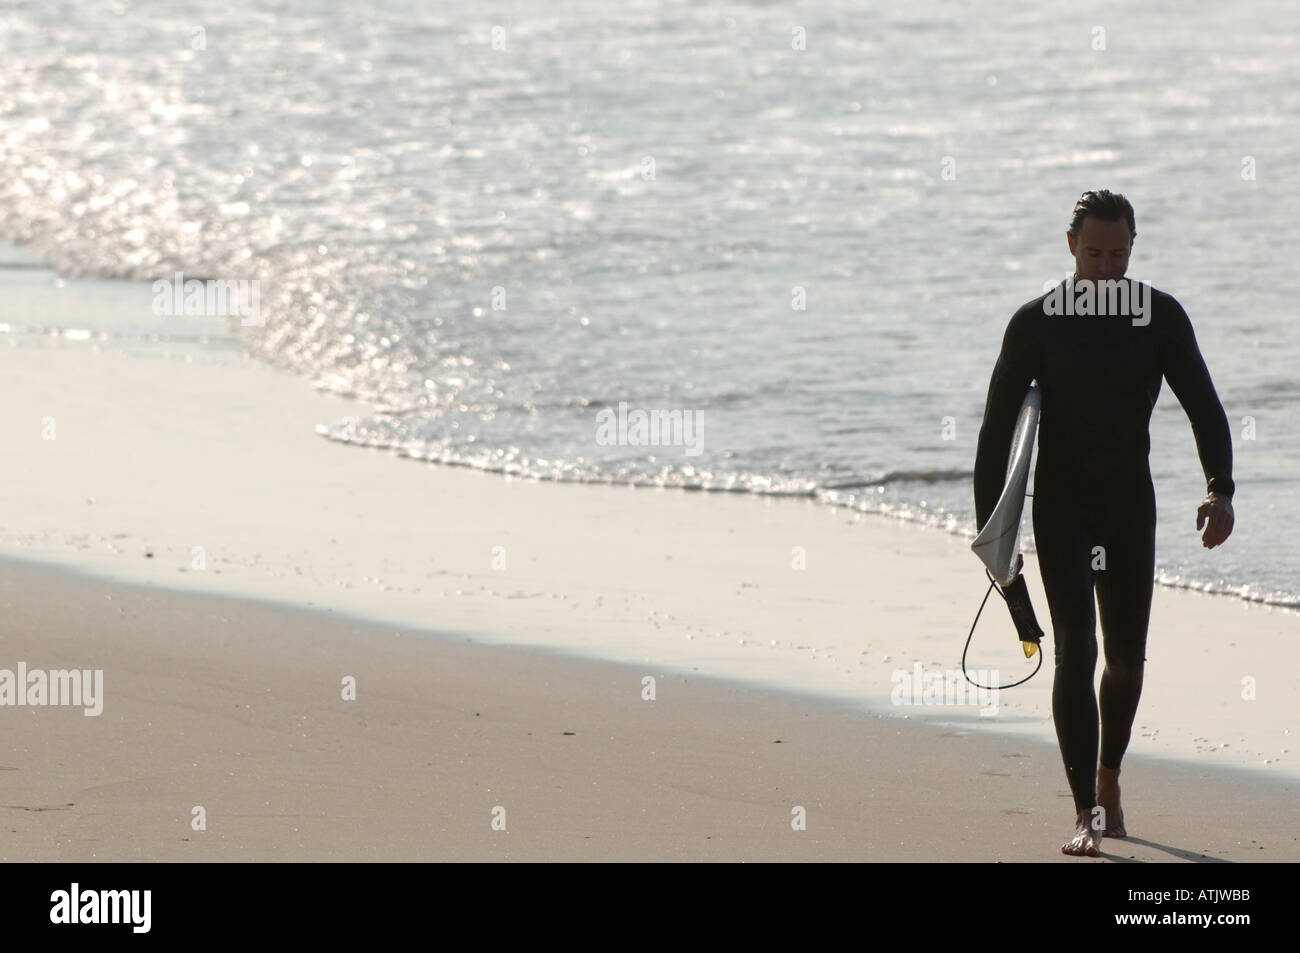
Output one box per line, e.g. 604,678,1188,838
1,0,1295,603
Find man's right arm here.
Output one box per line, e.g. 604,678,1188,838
974,307,1037,530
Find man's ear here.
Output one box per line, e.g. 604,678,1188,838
1066,231,1076,254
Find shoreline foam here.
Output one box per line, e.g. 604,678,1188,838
2,333,1296,784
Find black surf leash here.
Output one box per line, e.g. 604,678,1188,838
961,559,1045,690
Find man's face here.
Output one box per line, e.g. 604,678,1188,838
1066,215,1133,284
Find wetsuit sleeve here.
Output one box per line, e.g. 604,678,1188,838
1160,298,1235,499
974,308,1037,530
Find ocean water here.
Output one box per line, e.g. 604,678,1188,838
1,0,1296,604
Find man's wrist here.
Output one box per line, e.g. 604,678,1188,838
1207,477,1234,499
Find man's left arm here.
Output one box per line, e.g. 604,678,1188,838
1160,297,1235,548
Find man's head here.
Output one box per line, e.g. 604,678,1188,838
1066,189,1135,284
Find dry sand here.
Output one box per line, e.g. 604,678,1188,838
1,557,1296,862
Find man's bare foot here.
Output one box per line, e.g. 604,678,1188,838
1062,808,1102,856
1097,765,1126,837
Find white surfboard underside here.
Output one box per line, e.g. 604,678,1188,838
971,384,1041,586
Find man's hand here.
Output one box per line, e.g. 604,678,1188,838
1197,492,1234,549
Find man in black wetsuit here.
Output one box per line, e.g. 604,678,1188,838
973,190,1235,857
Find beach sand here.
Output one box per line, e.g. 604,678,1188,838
2,556,1297,862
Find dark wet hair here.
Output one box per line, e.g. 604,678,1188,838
1067,189,1136,242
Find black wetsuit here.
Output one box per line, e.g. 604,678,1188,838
974,278,1234,813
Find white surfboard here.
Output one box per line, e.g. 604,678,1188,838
971,384,1041,586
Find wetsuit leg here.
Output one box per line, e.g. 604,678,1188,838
1032,481,1100,814
1093,476,1157,771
